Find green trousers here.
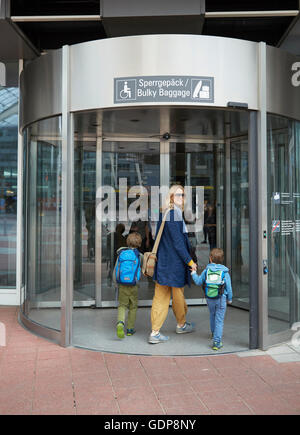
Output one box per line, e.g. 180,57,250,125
117,284,138,329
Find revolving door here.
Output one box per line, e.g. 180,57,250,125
19,34,300,352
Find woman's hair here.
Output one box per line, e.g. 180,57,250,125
210,248,224,264
126,232,142,248
162,184,184,211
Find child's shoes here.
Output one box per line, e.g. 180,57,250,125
117,321,125,339
126,329,136,336
212,341,223,351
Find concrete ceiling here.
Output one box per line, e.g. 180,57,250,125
0,1,39,61
279,14,300,55
0,0,299,61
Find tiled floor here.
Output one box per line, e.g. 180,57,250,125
0,306,300,415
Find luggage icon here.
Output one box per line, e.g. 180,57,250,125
192,80,210,99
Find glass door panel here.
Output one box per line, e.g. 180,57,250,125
74,140,96,305
267,115,294,334
101,141,160,305
231,138,249,309
25,117,62,329
169,142,225,301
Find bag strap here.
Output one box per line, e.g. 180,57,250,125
152,208,171,255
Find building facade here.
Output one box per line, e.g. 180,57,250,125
1,1,300,352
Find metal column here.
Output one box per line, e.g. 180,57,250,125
248,110,259,349
95,113,103,307
225,113,232,272
60,45,74,347
257,42,268,350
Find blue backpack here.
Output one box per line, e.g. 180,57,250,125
115,248,141,286
203,267,226,299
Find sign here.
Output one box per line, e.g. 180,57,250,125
272,220,280,233
281,220,294,235
272,192,280,204
114,75,214,104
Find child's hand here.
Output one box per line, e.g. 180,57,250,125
227,300,232,304
190,263,197,272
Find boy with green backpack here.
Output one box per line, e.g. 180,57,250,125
113,232,143,339
191,248,233,350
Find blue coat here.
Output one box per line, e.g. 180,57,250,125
153,209,192,287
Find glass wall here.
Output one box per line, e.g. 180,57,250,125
0,87,18,288
23,117,62,330
267,115,300,334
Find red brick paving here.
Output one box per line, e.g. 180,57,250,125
0,306,300,415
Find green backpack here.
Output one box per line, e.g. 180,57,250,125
203,268,225,299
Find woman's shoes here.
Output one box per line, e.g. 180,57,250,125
176,322,195,334
148,332,169,344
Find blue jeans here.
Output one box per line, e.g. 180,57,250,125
206,294,227,344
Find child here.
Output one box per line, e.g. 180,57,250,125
113,232,143,339
191,248,232,350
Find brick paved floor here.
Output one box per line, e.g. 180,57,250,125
0,306,300,415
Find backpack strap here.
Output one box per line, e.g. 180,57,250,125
133,249,141,283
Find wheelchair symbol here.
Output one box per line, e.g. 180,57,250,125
120,81,132,99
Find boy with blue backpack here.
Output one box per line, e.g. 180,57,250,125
114,232,143,339
191,248,233,350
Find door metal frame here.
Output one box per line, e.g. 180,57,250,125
95,114,103,307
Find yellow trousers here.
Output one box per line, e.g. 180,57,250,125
151,283,188,331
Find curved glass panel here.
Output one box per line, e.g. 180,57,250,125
296,121,300,324
0,87,18,287
267,115,300,334
23,117,62,330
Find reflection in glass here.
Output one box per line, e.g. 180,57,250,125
101,142,160,304
0,87,18,287
24,117,62,330
170,142,225,300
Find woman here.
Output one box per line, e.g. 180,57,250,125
149,185,197,344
